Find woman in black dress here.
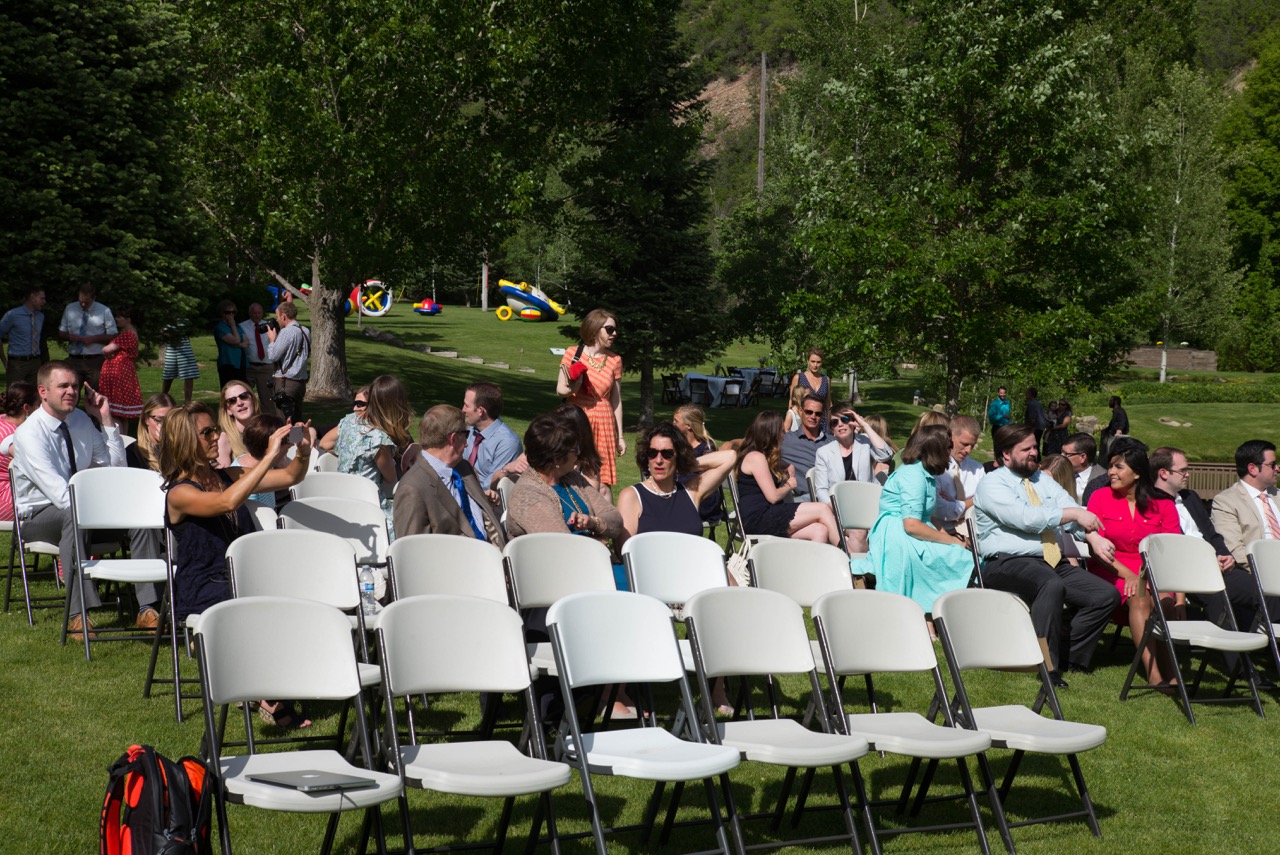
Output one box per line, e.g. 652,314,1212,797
735,410,841,545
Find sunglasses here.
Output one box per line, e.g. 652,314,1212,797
802,409,824,417
829,414,854,428
603,325,617,335
645,447,676,460
353,399,368,409
199,425,223,439
224,391,253,405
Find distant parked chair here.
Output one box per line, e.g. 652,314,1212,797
689,377,712,406
662,374,686,404
718,378,743,408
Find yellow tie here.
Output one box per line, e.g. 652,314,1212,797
1023,478,1062,566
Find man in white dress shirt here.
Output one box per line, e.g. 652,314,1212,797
932,414,985,533
12,361,140,637
58,284,117,388
239,303,280,417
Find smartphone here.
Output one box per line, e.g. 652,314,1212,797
288,424,304,444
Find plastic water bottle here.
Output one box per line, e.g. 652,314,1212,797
358,566,380,616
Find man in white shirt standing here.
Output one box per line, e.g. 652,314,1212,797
12,361,138,637
1211,439,1280,568
239,303,280,417
58,284,117,388
932,414,986,533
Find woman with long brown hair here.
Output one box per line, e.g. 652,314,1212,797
335,374,413,536
735,410,840,544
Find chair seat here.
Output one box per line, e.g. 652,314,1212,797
84,558,168,583
346,611,382,632
401,741,572,797
968,706,1107,754
221,749,402,812
1164,620,1269,652
718,719,868,766
23,539,59,555
358,662,381,688
527,641,557,677
565,727,740,781
844,712,991,758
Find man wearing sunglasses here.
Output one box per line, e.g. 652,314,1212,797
1211,439,1280,568
780,394,833,500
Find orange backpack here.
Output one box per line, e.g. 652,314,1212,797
100,744,212,855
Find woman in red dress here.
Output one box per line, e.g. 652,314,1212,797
98,306,143,435
556,309,624,498
1086,444,1183,688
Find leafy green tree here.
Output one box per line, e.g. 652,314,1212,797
0,0,207,340
560,0,734,427
750,0,1150,412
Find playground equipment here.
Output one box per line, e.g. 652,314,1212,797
344,279,393,317
413,299,442,316
496,279,564,322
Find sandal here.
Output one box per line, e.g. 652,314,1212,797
258,700,312,729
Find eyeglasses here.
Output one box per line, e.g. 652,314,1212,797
199,425,223,439
1169,467,1190,476
829,414,854,428
603,325,617,335
1063,450,1086,458
224,391,253,405
645,447,676,461
353,399,368,409
223,310,236,315
1261,461,1280,470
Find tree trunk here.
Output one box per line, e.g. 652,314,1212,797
305,256,351,402
944,365,964,418
636,357,655,430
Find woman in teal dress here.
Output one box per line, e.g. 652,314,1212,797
868,424,973,614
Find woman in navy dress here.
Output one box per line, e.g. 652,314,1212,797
618,422,737,539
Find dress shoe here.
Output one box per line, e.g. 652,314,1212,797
1252,673,1277,691
1048,670,1069,689
68,613,96,641
135,607,160,633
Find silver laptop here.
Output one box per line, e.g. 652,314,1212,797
246,769,378,793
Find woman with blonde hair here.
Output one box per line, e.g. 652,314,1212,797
215,379,261,468
674,404,726,525
556,308,624,496
128,393,176,473
335,374,413,536
781,385,808,433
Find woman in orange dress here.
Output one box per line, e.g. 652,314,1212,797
556,309,624,498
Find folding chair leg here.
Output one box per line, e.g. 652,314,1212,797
790,767,816,828
1118,622,1156,700
974,753,1015,855
896,758,922,814
1067,753,1103,837
848,760,882,855
719,771,747,855
954,758,993,855
658,780,684,846
908,759,939,817
700,775,737,855
772,766,797,831
830,764,866,854
640,780,666,845
998,749,1026,802
493,796,515,854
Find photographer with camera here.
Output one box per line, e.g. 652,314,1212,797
265,301,310,421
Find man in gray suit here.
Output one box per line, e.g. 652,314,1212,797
392,404,506,547
1211,439,1280,567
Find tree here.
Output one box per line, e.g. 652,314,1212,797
559,0,734,428
753,0,1150,412
0,0,207,339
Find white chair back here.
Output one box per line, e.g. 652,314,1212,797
315,452,341,472
225,529,360,610
69,468,165,530
379,595,531,695
749,540,852,605
933,588,1042,671
831,481,882,531
813,589,938,674
196,596,360,704
804,466,818,500
388,534,507,603
278,496,389,565
290,471,381,505
1140,533,1225,596
243,500,278,532
547,591,685,688
503,533,615,608
685,587,814,678
495,477,516,516
1247,540,1280,597
622,531,726,603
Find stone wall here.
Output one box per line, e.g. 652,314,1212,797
1125,346,1217,372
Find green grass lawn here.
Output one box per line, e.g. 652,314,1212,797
6,302,1280,851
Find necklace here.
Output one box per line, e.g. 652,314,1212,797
582,350,607,369
644,478,678,499
555,484,590,518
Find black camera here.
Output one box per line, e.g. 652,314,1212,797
272,391,297,423
257,318,279,334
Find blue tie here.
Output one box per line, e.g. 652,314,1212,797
450,469,486,540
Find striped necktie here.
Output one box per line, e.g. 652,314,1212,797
1258,492,1280,540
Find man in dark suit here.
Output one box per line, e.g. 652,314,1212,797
393,404,506,547
1152,446,1276,684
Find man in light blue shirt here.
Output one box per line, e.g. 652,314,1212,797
58,284,117,387
0,286,46,385
462,382,523,490
974,424,1120,685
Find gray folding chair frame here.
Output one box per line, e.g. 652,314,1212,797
1247,539,1280,680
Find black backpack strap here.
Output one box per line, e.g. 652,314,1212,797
100,749,136,855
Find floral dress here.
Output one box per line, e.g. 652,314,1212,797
98,328,142,418
560,349,623,485
334,412,397,538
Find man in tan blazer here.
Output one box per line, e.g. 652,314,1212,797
393,405,506,548
1211,439,1280,567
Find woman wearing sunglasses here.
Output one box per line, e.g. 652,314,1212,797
215,380,261,468
618,422,737,539
556,308,624,499
333,375,414,538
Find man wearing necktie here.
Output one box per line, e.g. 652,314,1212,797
239,303,281,417
461,382,523,490
974,424,1121,687
0,286,47,386
1211,440,1280,568
57,284,117,388
11,361,147,638
393,404,506,547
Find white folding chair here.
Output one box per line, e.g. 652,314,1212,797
495,476,516,522
547,591,744,855
378,595,571,852
243,500,278,532
290,471,381,506
387,534,507,604
504,533,616,677
4,460,62,625
934,588,1107,840
725,472,783,555
278,496,390,569
314,452,341,472
812,589,1009,854
684,587,875,853
1247,539,1280,678
804,467,818,503
195,597,403,855
1121,533,1268,724
829,480,881,556
64,468,169,661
